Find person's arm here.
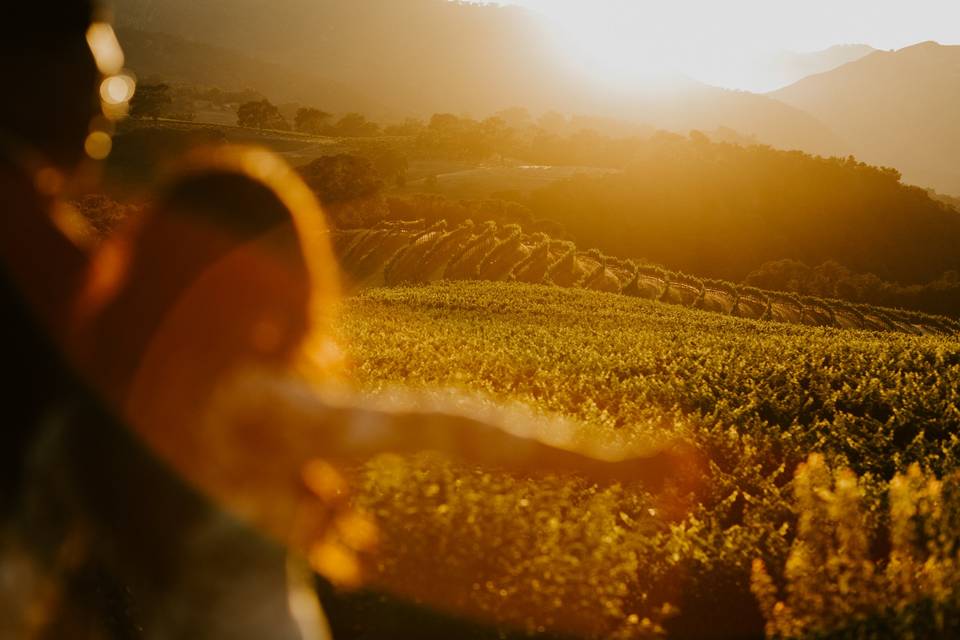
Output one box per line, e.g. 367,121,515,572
203,374,695,490
174,372,701,596
308,397,675,486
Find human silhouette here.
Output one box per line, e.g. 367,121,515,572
0,4,698,638
0,3,151,637
0,1,102,520
73,146,699,637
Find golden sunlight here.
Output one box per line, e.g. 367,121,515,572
7,2,960,639
84,130,113,160
100,74,136,105
505,0,960,91
530,1,686,89
86,22,125,76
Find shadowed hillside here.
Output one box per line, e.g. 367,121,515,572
112,0,570,117
117,27,383,116
621,83,842,156
772,41,960,194
525,133,960,284
111,0,841,155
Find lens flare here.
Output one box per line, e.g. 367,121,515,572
100,75,136,105
86,23,125,76
84,131,113,160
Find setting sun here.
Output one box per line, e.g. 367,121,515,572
4,2,960,639
528,1,687,89
506,0,960,91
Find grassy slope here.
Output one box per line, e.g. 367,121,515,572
334,281,960,639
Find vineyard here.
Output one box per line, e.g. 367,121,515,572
332,219,960,337
333,281,960,639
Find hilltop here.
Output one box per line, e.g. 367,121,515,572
772,41,960,194
111,0,840,154
759,44,876,91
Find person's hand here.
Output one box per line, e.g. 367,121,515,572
291,459,379,589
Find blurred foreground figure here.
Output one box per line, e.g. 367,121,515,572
71,148,331,640
0,5,696,636
77,147,699,636
0,3,146,637
0,1,101,518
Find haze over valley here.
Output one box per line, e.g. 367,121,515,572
112,0,960,195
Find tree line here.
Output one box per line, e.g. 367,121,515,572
524,134,960,287
745,259,960,320
120,89,960,313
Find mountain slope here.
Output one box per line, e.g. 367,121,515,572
112,0,840,155
117,27,383,116
697,44,875,92
628,84,843,156
113,0,573,117
527,135,960,285
772,41,960,194
763,44,876,90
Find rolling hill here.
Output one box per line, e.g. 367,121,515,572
111,0,841,154
330,279,960,638
525,135,960,285
112,0,571,117
753,44,876,91
116,27,384,116
772,41,960,194
694,43,875,92
621,83,843,156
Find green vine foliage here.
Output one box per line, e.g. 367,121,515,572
336,281,960,637
753,455,960,639
332,220,959,336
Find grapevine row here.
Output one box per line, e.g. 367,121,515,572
331,219,960,336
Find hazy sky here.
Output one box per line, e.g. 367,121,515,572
502,0,960,90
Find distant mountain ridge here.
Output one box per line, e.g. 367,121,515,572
763,44,876,90
111,0,960,193
118,27,384,116
772,41,960,194
622,84,843,156
113,0,570,116
694,44,875,92
111,0,843,156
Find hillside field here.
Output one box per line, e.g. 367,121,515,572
330,281,960,638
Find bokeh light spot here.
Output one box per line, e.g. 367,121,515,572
86,23,125,76
84,131,113,160
308,540,362,588
100,75,136,105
